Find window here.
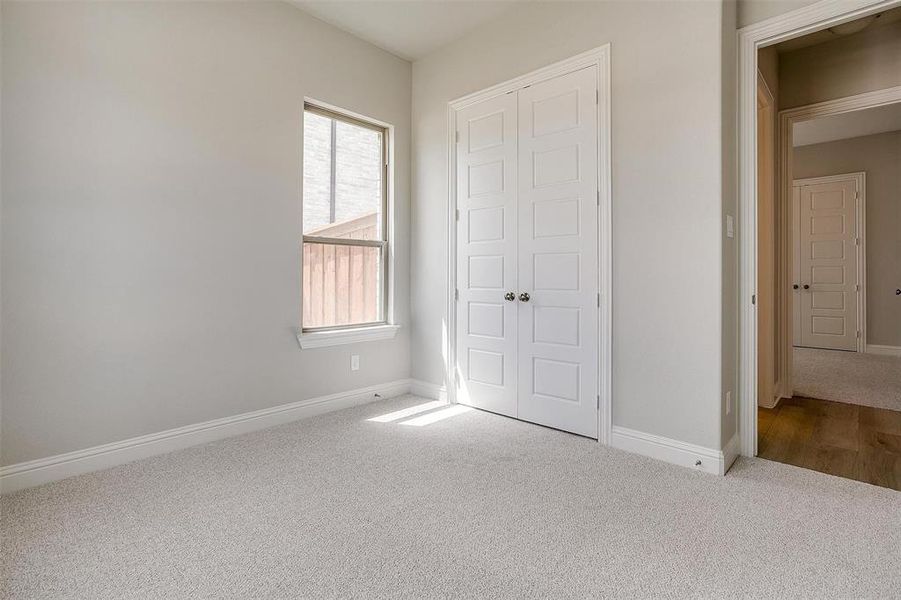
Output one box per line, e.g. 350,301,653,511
301,103,393,342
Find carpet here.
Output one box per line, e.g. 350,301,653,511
3,395,900,599
793,347,901,412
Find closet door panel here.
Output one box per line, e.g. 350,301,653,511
516,66,599,438
455,93,519,417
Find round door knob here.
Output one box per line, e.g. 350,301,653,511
519,292,530,302
896,289,901,296
793,284,799,290
504,292,516,301
803,284,810,290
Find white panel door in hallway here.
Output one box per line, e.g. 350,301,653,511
454,65,600,438
793,175,861,352
516,66,599,438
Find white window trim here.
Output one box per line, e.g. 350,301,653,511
296,323,400,349
298,98,398,349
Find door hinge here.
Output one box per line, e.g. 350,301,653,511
454,288,459,301
752,294,756,305
856,284,860,291
455,131,460,143
596,394,600,409
597,293,601,307
596,190,600,206
595,89,599,105
857,330,861,338
855,237,860,246
455,208,460,221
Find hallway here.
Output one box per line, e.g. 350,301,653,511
759,396,901,490
793,348,901,412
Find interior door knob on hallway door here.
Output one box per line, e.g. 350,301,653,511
454,64,600,439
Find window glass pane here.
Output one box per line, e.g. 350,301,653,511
302,112,333,233
302,243,382,328
303,112,383,240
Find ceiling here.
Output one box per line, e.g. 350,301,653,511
774,5,901,53
290,1,519,61
793,102,901,146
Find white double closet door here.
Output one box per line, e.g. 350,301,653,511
455,66,599,438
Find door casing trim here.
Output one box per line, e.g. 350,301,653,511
445,45,612,444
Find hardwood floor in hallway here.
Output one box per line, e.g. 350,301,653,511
758,396,901,491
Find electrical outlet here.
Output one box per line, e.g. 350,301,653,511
726,391,732,415
351,354,360,371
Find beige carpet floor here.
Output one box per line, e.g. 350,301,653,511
793,347,901,412
2,395,900,599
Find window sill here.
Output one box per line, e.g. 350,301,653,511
296,324,400,349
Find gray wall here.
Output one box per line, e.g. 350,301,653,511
1,1,412,465
721,0,739,447
737,0,820,28
779,19,901,109
793,131,901,347
411,1,731,450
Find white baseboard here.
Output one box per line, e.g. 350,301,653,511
0,379,412,495
758,396,780,410
410,379,448,402
774,379,791,403
610,426,728,476
722,432,741,475
866,344,901,357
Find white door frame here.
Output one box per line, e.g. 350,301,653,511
738,0,901,457
756,71,777,408
792,172,866,352
445,45,613,444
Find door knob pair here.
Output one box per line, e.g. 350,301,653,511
794,284,809,290
504,292,530,302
